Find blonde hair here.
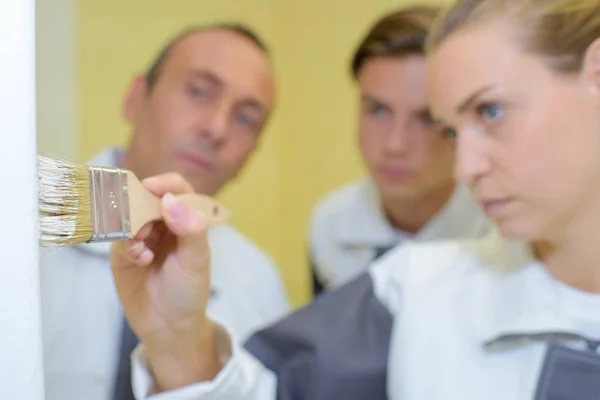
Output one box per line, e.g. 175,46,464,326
427,0,600,74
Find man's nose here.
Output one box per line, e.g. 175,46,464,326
197,103,229,142
384,119,411,155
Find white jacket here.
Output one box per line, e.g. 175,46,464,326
132,228,600,399
309,179,492,291
40,148,290,400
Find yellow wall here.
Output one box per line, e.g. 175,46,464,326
78,0,442,307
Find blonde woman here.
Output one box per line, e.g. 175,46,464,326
107,0,600,399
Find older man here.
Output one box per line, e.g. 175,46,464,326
40,23,289,400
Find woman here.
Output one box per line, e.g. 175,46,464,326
388,0,600,398
108,0,600,399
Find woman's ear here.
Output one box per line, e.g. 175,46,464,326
582,38,600,97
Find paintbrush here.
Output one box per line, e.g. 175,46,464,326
37,155,231,248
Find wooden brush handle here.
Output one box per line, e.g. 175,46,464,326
127,172,231,237
171,192,232,225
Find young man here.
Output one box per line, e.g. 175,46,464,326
309,6,491,294
39,24,289,400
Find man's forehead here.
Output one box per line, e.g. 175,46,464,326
172,29,258,54
163,29,275,107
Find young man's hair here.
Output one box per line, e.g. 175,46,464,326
351,5,440,78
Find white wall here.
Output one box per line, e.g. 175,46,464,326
0,0,45,398
36,0,77,160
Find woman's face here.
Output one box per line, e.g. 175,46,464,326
428,17,600,241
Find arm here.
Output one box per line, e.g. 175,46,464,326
109,174,279,399
109,174,226,394
110,173,395,399
131,322,277,399
129,270,394,400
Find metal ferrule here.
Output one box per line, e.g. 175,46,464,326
88,166,131,242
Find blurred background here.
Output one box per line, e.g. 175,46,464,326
36,0,442,307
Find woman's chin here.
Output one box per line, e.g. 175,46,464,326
496,218,541,242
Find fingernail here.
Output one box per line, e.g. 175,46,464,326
163,193,186,222
128,241,144,256
139,249,153,264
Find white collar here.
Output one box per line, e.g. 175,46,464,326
473,232,581,350
335,180,489,247
335,179,397,246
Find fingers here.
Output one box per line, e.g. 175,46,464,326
142,173,195,197
126,239,155,265
161,193,206,235
160,192,210,276
110,221,156,267
111,237,155,268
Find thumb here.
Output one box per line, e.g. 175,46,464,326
161,192,211,274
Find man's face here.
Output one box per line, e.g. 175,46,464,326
357,55,455,203
124,29,275,195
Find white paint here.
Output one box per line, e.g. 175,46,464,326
36,0,77,160
0,0,45,398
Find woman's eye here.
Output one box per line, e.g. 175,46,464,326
477,103,503,122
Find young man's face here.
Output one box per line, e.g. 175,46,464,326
357,55,455,203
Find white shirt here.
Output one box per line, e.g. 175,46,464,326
39,148,290,400
309,178,493,289
131,228,600,399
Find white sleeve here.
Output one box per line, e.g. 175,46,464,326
131,323,277,400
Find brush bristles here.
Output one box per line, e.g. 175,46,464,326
38,155,93,247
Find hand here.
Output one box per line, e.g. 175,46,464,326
109,172,221,391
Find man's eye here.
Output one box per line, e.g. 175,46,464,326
235,113,254,128
369,104,388,117
188,85,206,98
